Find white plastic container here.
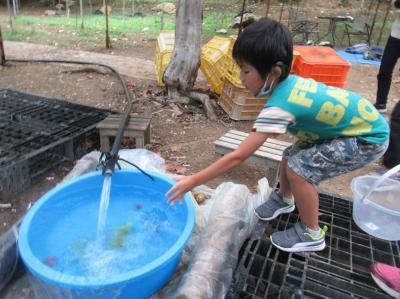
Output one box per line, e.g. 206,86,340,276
351,164,400,241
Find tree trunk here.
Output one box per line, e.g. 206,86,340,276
163,0,216,119
164,0,202,94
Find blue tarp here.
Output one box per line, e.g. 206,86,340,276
336,50,381,66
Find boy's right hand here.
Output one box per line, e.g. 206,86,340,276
165,175,197,205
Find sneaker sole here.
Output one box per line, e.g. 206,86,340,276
270,237,326,253
371,272,400,298
254,204,295,221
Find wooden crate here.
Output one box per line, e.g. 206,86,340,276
218,77,266,120
96,114,151,152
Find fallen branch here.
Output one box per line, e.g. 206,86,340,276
0,203,11,209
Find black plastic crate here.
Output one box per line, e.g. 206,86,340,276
0,89,112,198
228,192,399,299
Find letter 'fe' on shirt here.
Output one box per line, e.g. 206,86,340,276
253,75,389,144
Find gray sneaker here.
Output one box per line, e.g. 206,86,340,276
254,190,295,221
270,222,327,253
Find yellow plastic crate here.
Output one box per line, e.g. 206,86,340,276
200,36,236,94
155,31,175,86
226,50,301,88
225,59,244,89
224,36,244,89
218,77,266,120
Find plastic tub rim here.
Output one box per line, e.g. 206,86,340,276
351,175,400,216
18,169,195,289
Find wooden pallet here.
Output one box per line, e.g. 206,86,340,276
96,114,151,152
214,129,293,186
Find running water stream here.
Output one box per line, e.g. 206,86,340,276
96,174,112,243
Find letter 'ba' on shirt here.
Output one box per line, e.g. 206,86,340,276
253,75,389,144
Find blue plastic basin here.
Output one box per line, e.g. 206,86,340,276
18,169,195,299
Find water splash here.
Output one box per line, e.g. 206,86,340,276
96,174,112,243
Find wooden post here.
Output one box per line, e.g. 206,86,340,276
66,0,70,18
279,0,285,23
0,25,5,66
238,0,246,34
160,12,164,31
105,0,111,49
131,0,135,16
6,0,13,33
265,0,272,17
122,0,126,20
80,0,84,29
12,0,17,17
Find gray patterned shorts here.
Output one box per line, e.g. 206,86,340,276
283,137,389,185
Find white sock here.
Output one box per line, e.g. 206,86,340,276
307,226,322,238
278,191,294,205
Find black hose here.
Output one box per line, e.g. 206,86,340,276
6,58,153,180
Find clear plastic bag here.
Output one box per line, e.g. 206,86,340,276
171,178,269,299
0,220,21,291
118,149,165,173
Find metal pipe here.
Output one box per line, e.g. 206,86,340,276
6,58,133,175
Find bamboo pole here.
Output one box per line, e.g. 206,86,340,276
0,25,5,66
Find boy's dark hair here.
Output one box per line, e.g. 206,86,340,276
232,17,293,81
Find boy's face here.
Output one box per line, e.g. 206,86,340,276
238,62,264,96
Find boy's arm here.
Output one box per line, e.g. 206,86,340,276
166,131,275,203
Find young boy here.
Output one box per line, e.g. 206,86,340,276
166,17,389,253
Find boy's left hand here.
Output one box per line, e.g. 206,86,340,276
165,175,196,204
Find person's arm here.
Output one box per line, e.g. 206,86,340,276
166,131,275,203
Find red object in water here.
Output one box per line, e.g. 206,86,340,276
43,256,57,268
135,203,142,210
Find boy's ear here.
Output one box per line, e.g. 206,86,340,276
271,65,283,79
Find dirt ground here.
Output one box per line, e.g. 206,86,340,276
1,34,400,236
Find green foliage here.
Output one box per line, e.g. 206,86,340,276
0,9,238,49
